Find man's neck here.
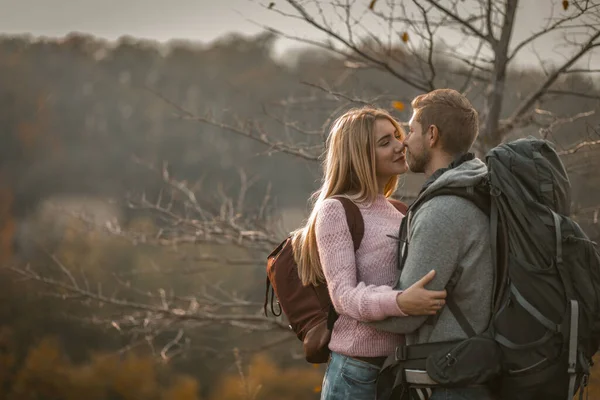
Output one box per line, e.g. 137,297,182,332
424,153,455,179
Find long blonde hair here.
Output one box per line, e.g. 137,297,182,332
292,107,405,286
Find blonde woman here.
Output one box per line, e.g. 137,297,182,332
292,107,446,400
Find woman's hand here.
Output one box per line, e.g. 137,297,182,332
396,270,447,316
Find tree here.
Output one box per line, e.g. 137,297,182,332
253,0,600,154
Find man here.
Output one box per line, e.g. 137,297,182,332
370,89,495,399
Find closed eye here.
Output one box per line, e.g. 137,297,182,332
378,133,395,146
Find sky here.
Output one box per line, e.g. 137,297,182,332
0,0,597,67
0,0,298,47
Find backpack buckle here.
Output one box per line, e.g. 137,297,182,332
445,353,457,367
395,345,407,361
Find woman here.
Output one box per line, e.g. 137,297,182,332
292,107,446,400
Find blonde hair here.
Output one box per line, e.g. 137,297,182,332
411,89,479,156
292,107,405,286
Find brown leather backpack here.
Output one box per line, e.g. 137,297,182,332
264,196,407,363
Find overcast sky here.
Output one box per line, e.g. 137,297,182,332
0,0,291,44
0,0,597,67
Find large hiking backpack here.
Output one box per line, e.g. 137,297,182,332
376,138,600,400
264,196,407,364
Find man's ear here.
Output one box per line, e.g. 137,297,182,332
428,125,440,147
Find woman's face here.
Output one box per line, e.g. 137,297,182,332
373,118,408,182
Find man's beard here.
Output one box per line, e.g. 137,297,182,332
407,148,429,173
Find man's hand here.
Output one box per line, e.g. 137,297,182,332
396,270,447,315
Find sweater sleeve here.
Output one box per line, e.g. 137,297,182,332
368,197,463,333
315,199,406,322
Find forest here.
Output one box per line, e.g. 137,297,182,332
1,0,600,398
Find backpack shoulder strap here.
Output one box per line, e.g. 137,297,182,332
326,196,365,329
415,186,491,216
388,198,408,215
331,196,364,251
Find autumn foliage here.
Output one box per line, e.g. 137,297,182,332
209,353,323,400
0,332,201,400
0,325,328,400
0,181,15,264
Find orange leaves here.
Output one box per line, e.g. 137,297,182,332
368,0,378,10
562,0,569,10
8,337,71,400
401,32,409,43
209,353,322,400
6,337,203,400
162,376,201,400
392,101,406,111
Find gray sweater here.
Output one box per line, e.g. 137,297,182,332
370,159,494,345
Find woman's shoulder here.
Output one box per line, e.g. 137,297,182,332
387,198,408,215
320,195,404,215
318,197,348,216
316,196,361,228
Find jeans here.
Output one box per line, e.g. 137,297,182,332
320,352,379,400
430,386,496,400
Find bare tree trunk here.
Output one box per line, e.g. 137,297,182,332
481,0,518,154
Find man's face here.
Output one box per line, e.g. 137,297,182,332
405,111,431,173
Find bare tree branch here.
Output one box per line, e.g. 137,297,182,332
8,263,290,331
509,31,600,125
284,0,431,92
558,139,600,155
424,0,493,43
413,0,436,90
486,0,495,41
562,68,600,74
545,89,600,101
538,110,596,140
301,80,376,105
147,87,321,162
459,39,487,93
508,3,595,62
261,104,324,137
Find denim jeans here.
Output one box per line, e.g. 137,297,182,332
320,352,379,400
430,386,496,400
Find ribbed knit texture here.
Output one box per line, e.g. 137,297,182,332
315,195,406,357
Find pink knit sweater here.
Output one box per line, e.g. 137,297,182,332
315,195,406,357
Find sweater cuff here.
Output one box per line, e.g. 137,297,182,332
379,291,408,317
